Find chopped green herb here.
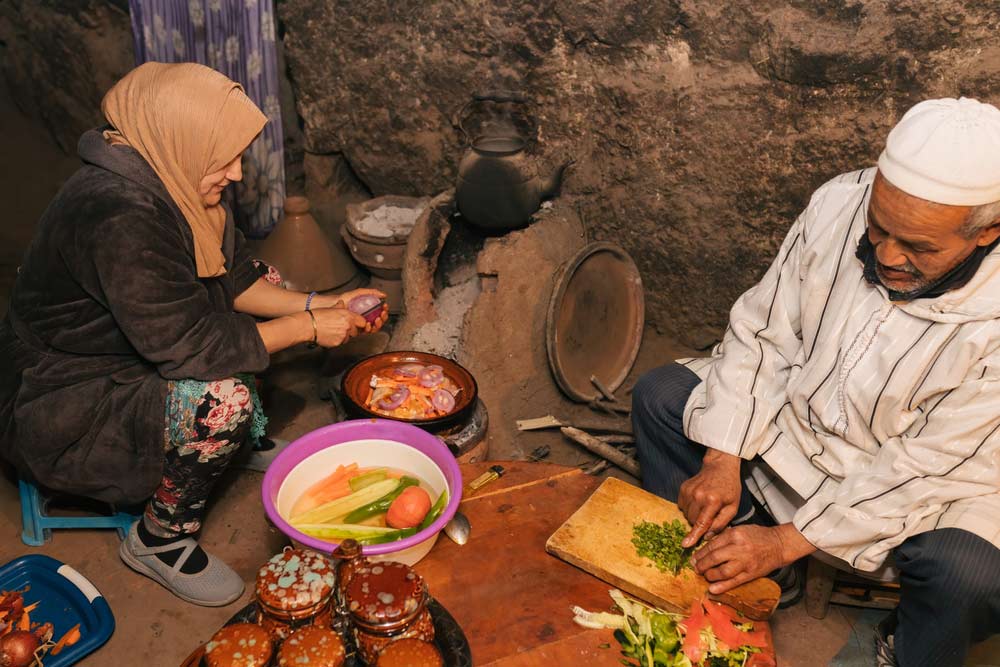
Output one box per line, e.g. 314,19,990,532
631,519,693,575
598,642,611,649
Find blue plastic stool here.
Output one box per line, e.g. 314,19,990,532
19,478,138,546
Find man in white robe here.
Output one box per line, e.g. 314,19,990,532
633,98,1000,667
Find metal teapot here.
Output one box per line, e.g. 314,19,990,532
454,91,571,231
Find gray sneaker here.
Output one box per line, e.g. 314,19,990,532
119,522,245,607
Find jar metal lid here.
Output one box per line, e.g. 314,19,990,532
345,562,426,627
256,548,337,612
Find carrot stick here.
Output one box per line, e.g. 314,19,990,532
21,602,39,614
17,611,29,631
291,475,356,517
300,464,357,500
50,624,81,655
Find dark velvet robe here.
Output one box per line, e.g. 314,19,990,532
0,130,269,505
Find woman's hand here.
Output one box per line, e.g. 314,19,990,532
310,307,368,347
690,523,816,594
310,288,389,334
311,287,386,311
678,449,743,548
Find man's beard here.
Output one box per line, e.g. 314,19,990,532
874,260,931,300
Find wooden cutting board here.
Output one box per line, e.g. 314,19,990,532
546,477,780,620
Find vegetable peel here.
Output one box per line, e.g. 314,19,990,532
573,590,769,667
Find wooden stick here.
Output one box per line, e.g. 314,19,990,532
588,399,630,415
516,415,563,431
582,460,610,476
561,427,641,477
596,434,635,444
590,375,618,402
517,415,633,435
570,420,633,435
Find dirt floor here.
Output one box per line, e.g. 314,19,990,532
0,84,997,666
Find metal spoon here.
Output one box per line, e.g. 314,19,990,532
443,511,471,546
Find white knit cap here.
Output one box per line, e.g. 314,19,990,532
877,97,1000,206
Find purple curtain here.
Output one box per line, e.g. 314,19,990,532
128,0,284,238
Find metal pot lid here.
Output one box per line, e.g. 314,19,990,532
546,242,644,403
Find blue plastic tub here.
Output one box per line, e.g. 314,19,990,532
0,555,114,666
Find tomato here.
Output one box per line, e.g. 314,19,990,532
386,486,432,529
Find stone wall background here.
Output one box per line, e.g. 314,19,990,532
0,0,134,153
5,0,1000,346
278,0,1000,347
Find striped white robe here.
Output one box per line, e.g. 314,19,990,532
682,167,1000,574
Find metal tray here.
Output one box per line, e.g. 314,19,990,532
546,242,644,402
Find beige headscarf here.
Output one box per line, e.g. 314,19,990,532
102,62,267,278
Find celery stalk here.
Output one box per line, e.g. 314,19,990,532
296,523,417,545
348,468,389,491
290,478,399,525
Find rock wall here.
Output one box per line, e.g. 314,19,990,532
280,0,1000,347
0,0,134,153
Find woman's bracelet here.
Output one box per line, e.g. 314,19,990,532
306,309,318,348
304,291,318,311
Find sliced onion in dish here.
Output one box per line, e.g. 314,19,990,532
431,388,456,413
378,386,410,411
392,363,424,378
419,365,445,388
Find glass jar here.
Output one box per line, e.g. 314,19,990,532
345,561,435,664
255,547,337,642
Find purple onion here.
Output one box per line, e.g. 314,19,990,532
392,363,423,379
378,386,410,411
418,365,445,388
431,389,456,413
348,295,384,325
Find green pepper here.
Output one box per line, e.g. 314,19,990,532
343,476,420,523
418,488,449,530
649,613,678,653
356,527,418,545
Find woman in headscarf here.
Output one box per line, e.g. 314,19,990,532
0,63,386,606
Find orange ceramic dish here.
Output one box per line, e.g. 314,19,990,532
341,352,477,431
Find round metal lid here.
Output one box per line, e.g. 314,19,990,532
546,242,645,403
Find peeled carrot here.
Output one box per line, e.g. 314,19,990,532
304,464,357,498
50,623,81,656
291,464,360,517
292,479,352,517
17,610,30,631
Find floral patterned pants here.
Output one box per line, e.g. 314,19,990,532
146,376,257,536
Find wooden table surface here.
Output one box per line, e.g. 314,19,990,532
414,461,623,666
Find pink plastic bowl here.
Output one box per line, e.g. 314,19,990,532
261,419,462,561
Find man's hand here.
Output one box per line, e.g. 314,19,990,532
677,449,743,547
690,523,816,594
